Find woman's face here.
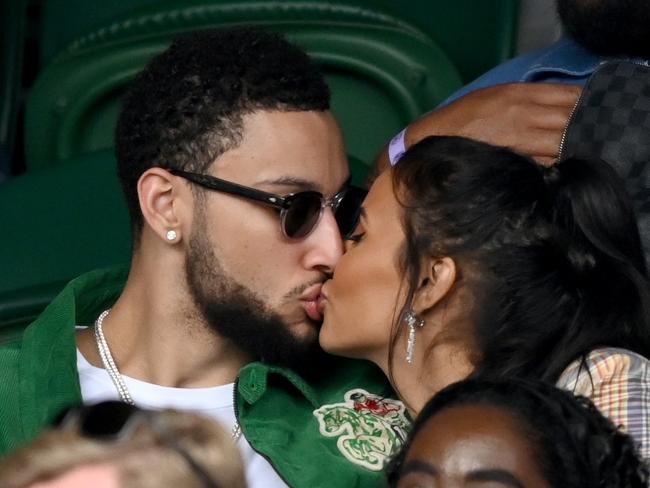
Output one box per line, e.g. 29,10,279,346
395,404,550,488
319,171,406,366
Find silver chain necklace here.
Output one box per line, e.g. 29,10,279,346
94,309,242,441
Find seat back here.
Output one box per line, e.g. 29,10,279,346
25,1,462,170
38,0,519,83
0,0,28,181
0,150,131,336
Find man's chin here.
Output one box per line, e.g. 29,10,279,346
261,336,325,374
186,226,330,374
286,317,321,343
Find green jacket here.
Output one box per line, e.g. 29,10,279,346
0,267,409,487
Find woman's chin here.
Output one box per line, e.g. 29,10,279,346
319,322,357,358
319,332,372,364
318,324,344,356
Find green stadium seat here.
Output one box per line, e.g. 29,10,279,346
25,1,463,171
37,0,519,84
7,0,520,336
1,0,28,180
0,149,131,338
38,0,162,66
371,0,519,83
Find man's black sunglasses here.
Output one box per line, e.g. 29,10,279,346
53,401,220,488
170,169,366,240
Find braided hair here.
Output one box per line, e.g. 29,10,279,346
387,378,649,488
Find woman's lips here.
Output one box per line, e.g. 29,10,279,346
315,295,327,316
316,283,330,315
303,299,323,321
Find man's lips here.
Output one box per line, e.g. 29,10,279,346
316,282,329,315
300,283,325,321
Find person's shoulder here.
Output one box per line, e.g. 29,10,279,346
440,42,563,105
0,335,24,379
440,37,597,107
558,347,650,392
0,334,28,454
238,359,404,487
316,356,395,400
239,356,393,404
0,339,23,405
583,347,650,377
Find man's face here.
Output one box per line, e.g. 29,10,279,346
557,0,650,58
184,110,348,369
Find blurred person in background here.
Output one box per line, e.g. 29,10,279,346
376,0,650,171
0,401,246,488
388,378,649,488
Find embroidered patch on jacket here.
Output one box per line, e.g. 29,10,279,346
313,388,410,471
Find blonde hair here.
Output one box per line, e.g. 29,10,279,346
0,408,246,488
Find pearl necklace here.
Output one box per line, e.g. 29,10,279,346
94,309,134,405
94,309,242,441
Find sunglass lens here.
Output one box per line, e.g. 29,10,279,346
80,401,138,438
335,187,367,238
283,192,323,238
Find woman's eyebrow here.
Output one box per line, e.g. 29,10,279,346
399,460,438,478
466,469,525,488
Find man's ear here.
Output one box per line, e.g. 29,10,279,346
412,256,456,313
137,167,186,243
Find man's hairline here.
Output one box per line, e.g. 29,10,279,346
201,106,344,194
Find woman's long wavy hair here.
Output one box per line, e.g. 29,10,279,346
389,135,650,382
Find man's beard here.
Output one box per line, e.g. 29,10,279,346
557,0,650,59
184,220,326,374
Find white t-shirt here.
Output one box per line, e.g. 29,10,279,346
76,349,288,488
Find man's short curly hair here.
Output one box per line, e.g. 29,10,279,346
115,26,330,240
388,378,649,488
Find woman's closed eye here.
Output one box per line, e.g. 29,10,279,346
344,206,367,247
345,232,365,243
344,219,366,244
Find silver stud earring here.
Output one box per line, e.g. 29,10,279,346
166,230,178,241
404,310,425,364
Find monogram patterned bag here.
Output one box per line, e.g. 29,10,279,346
559,61,650,261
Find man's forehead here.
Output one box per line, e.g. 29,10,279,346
256,174,350,194
211,109,349,192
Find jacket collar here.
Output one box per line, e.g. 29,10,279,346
19,267,127,438
523,35,648,81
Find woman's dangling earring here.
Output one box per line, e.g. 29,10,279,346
404,310,425,364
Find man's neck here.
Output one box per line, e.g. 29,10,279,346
76,265,252,389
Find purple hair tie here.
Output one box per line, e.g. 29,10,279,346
388,128,407,166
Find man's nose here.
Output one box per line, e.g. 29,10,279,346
301,207,344,274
